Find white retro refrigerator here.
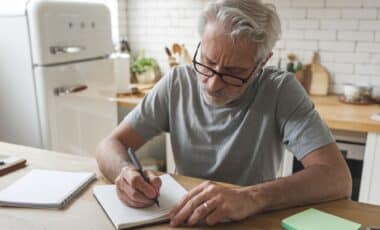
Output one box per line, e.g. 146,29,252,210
0,0,118,156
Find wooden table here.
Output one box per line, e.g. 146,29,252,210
1,141,380,229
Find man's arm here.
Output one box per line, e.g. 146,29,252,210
253,142,352,211
96,121,162,208
169,142,352,226
96,121,145,182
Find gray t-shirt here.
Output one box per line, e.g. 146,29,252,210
124,65,334,186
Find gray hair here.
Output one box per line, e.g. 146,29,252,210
198,0,281,61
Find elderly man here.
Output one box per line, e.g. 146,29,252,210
96,0,352,227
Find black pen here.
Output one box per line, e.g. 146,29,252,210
127,147,160,207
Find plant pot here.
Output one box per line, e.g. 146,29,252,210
136,68,155,84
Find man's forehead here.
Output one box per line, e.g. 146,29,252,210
201,23,257,64
201,38,258,66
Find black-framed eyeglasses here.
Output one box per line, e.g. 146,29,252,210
192,42,260,87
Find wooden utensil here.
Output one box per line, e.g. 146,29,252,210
305,52,330,95
172,43,182,55
164,46,178,67
180,44,192,64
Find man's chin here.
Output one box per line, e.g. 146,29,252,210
202,92,232,107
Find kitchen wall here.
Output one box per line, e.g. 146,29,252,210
116,0,380,93
117,0,203,73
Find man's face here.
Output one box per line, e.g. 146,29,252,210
198,22,259,107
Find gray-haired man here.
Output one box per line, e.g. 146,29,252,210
96,0,352,227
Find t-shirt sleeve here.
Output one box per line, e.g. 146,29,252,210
276,73,335,160
122,71,171,141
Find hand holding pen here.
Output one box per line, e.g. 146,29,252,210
114,148,161,208
127,148,160,207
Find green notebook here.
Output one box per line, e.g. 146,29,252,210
282,208,361,230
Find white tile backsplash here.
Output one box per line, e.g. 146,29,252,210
291,0,324,8
364,0,380,7
341,8,377,19
304,30,337,41
320,19,359,30
319,41,356,52
308,9,341,19
114,0,380,92
326,0,363,8
338,31,375,42
288,19,320,29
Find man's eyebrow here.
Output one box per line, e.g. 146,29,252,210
203,53,216,64
203,53,248,72
224,66,247,72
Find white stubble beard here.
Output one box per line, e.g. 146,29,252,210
199,80,246,107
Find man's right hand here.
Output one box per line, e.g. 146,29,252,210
115,166,161,208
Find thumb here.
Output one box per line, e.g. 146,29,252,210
145,170,161,195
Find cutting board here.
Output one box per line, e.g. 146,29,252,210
304,52,330,95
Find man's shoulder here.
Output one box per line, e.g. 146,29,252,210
167,64,198,89
261,66,293,84
169,64,196,78
259,66,298,91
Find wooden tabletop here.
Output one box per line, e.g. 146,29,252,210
310,95,380,133
1,141,380,229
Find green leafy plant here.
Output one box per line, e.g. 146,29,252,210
131,56,158,74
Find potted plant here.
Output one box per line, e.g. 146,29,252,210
131,54,159,84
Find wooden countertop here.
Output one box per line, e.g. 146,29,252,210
310,95,380,133
116,89,380,133
1,141,380,229
113,84,154,109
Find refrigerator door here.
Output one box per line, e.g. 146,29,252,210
34,58,117,156
0,15,42,148
27,0,113,65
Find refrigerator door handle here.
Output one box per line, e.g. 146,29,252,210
50,46,85,55
54,85,88,96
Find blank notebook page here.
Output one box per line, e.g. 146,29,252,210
0,169,95,208
93,174,188,229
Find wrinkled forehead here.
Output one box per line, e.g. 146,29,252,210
201,22,258,66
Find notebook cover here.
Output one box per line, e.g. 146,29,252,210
0,169,96,209
282,208,361,230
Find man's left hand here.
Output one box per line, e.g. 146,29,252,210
169,180,265,227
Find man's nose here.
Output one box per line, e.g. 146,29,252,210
207,73,225,92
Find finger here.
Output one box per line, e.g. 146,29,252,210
206,208,228,226
124,170,157,199
170,185,216,227
123,182,155,205
116,185,150,208
116,177,153,206
145,170,161,194
169,181,211,218
187,198,218,226
115,174,130,194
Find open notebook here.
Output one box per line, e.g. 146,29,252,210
93,174,188,229
0,169,96,209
